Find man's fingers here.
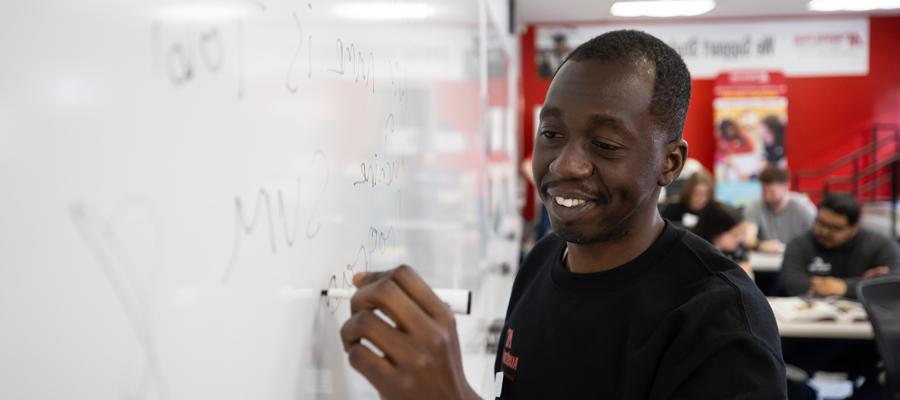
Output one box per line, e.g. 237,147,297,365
346,342,395,393
389,265,455,321
808,278,823,295
863,266,890,278
352,265,453,323
340,310,417,365
353,271,387,288
350,275,434,335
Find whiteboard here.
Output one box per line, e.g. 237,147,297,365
0,0,520,398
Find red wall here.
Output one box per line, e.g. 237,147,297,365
520,16,900,217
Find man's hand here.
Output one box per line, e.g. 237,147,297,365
808,276,848,297
862,266,891,279
757,239,785,254
743,223,759,249
339,265,479,400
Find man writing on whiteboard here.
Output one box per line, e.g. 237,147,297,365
340,30,786,399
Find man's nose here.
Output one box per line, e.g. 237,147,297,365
550,141,593,179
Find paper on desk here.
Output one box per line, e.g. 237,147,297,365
769,297,868,323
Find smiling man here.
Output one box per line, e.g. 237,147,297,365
340,30,786,399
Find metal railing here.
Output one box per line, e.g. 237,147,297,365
792,123,900,238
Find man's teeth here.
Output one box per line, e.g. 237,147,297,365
554,196,587,208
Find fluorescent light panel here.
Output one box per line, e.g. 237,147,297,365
157,3,247,22
333,2,437,20
610,0,716,17
808,0,900,11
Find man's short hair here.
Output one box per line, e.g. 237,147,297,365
562,30,692,140
818,193,861,225
759,166,789,184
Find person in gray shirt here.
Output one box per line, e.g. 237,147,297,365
781,193,899,299
744,166,815,253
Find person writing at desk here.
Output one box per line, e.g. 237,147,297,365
339,30,786,399
743,166,815,254
691,201,754,278
780,193,897,399
781,193,899,299
660,170,714,229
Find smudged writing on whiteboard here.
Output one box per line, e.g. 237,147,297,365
222,150,329,283
327,38,376,94
151,17,245,98
353,113,405,189
69,200,169,400
285,6,313,93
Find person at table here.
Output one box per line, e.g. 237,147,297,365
780,193,896,399
781,192,899,299
743,166,815,254
692,201,754,278
661,170,713,229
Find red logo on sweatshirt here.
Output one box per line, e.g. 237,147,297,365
502,328,519,371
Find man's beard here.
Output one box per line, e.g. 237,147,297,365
552,212,633,245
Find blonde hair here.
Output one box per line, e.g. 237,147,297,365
676,171,715,207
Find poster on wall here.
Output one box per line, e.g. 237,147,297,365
713,70,788,206
535,18,868,78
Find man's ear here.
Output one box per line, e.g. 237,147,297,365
658,139,688,187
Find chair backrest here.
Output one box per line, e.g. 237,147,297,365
858,276,900,399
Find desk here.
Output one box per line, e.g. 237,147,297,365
776,321,873,339
749,251,783,272
768,298,873,340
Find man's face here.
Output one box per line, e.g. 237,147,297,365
813,207,859,249
532,59,663,244
762,182,788,211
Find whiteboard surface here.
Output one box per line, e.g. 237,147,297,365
0,0,520,398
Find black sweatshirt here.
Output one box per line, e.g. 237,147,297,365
494,222,786,399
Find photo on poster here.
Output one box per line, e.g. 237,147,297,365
713,71,788,206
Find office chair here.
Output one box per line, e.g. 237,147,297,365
858,276,900,400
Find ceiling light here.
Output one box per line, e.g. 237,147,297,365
334,2,437,20
808,0,900,11
610,0,715,17
157,3,247,22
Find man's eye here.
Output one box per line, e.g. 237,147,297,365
540,130,561,139
592,140,622,151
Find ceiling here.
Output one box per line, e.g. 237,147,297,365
517,0,900,24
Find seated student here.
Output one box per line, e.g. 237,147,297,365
661,157,707,203
780,192,898,400
743,166,815,253
692,202,754,278
661,170,714,229
781,192,899,299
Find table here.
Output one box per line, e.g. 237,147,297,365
768,297,873,340
776,320,873,339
